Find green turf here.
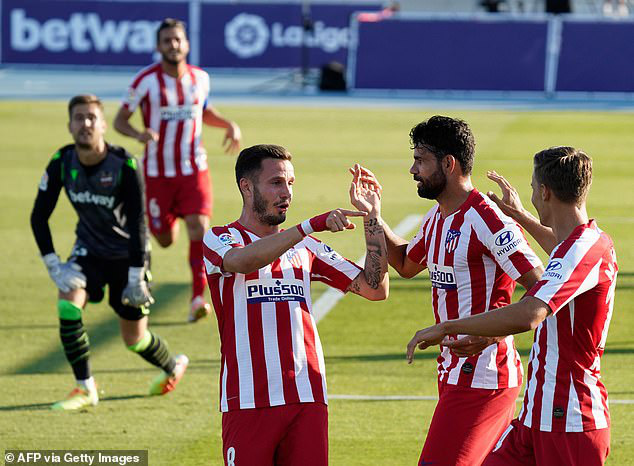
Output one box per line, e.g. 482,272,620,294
1,101,633,465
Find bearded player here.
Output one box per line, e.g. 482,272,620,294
357,116,544,465
203,144,388,465
408,147,615,465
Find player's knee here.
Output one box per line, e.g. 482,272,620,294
185,215,208,240
154,232,175,248
58,299,82,321
126,329,151,352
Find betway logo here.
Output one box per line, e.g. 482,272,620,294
10,9,159,53
225,13,349,59
68,189,116,209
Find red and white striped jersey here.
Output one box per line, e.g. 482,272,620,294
122,63,210,178
203,222,362,412
407,190,542,389
520,220,617,432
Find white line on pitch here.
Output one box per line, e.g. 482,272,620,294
329,394,634,405
313,214,422,323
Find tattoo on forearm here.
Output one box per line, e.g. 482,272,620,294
364,218,383,236
364,243,383,290
349,278,362,294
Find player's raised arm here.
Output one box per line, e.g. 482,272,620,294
487,170,558,254
345,164,389,301
222,209,367,275
350,164,424,278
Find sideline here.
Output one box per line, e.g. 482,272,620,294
329,394,634,404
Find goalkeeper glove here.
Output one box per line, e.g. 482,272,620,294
42,253,87,293
121,266,155,308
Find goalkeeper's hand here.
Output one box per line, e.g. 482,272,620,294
121,266,155,308
42,253,87,293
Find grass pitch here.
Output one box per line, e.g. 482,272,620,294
1,101,633,465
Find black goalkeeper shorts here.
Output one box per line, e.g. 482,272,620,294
68,251,149,321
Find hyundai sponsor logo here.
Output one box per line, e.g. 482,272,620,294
224,12,350,59
493,230,523,258
10,9,159,54
543,260,563,280
246,278,306,304
495,230,515,247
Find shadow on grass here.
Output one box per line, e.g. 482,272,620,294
515,346,634,358
326,352,438,363
10,282,189,376
0,394,149,412
0,324,59,330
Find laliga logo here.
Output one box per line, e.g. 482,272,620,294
224,13,350,59
225,13,269,59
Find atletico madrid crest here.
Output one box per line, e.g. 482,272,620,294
445,229,461,254
285,248,303,268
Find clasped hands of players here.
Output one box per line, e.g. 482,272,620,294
406,327,502,363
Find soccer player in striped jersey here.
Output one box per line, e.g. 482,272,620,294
203,144,388,465
114,18,242,323
407,146,615,465
357,116,544,466
30,95,188,410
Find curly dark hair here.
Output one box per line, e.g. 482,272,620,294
533,146,592,205
409,116,475,175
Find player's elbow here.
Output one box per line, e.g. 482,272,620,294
523,300,550,331
366,280,389,301
113,115,125,134
395,266,417,279
223,255,258,275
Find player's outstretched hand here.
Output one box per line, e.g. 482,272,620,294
223,122,242,154
486,170,525,219
121,267,155,308
42,253,87,293
442,335,502,357
406,324,447,364
296,209,367,236
348,164,383,199
349,163,381,216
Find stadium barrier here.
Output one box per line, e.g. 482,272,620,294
0,0,381,68
2,1,633,93
348,12,634,93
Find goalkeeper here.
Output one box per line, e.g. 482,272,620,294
30,94,188,410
